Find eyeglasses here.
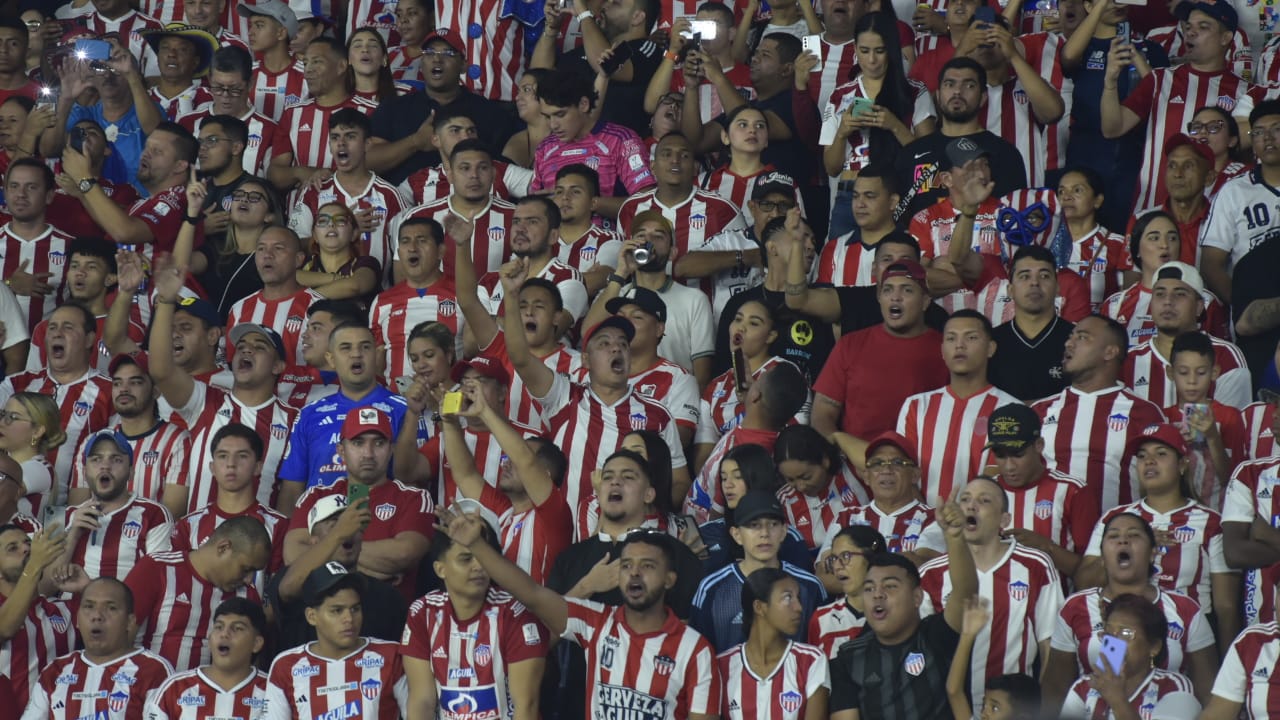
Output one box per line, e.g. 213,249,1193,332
1250,124,1280,140
1186,120,1226,136
866,458,917,470
0,411,31,425
423,47,461,58
315,214,352,228
1099,627,1138,641
231,190,267,204
755,200,795,213
208,84,246,97
199,135,229,147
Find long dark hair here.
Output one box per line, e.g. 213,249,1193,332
622,430,675,515
855,12,913,165
741,567,791,639
348,27,397,103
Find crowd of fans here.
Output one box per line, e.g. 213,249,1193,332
2,0,1280,717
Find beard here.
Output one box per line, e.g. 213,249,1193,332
939,104,980,125
623,585,665,612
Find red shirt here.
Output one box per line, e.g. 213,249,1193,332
1214,622,1280,719
813,325,948,439
369,279,462,383
266,639,406,720
224,287,323,368
48,179,140,240
999,468,1096,554
69,420,190,506
717,641,827,720
172,501,288,589
0,591,73,705
807,597,865,659
0,222,74,331
148,668,270,720
125,184,196,261
27,649,172,720
479,484,573,584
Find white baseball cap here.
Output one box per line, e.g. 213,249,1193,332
307,495,347,534
452,498,500,535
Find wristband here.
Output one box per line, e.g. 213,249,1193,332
576,10,594,21
184,213,204,224
664,50,680,63
607,273,629,285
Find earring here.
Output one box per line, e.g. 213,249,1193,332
29,437,37,448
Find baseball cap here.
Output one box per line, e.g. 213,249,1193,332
1175,0,1238,32
1125,423,1189,458
237,0,299,38
733,490,786,527
1165,133,1215,167
302,561,365,607
82,429,133,465
142,24,219,77
340,407,393,441
584,315,636,345
864,431,918,465
880,259,928,289
751,171,797,201
108,352,149,377
174,296,220,328
422,28,465,54
450,356,510,385
452,498,501,535
945,137,990,169
289,0,333,23
628,209,673,236
229,323,287,360
605,287,668,323
1153,261,1207,295
984,404,1042,451
307,495,347,533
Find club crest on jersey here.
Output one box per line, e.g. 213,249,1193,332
122,520,143,539
1013,89,1028,105
1107,413,1129,432
248,132,262,148
440,299,457,317
904,652,926,676
49,613,67,633
1168,620,1185,641
1008,580,1030,601
108,690,129,712
50,250,66,265
286,315,305,334
488,226,505,243
580,246,598,263
375,503,396,521
74,401,91,417
1034,500,1054,520
779,690,803,713
690,213,707,230
653,655,676,676
142,450,159,466
271,423,289,440
1173,525,1196,543
629,412,647,430
360,678,381,699
585,157,600,170
1217,95,1236,112
901,534,919,551
474,643,492,667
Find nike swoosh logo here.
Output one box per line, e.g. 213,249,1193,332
915,152,929,159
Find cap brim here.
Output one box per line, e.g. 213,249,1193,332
983,438,1030,451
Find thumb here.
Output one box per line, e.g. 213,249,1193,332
16,259,27,271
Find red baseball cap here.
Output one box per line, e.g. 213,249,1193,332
340,407,392,441
450,356,510,385
880,259,928,290
1164,133,1215,167
423,28,464,55
864,431,918,465
108,352,149,377
1125,423,1189,459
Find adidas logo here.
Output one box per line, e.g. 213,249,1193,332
433,648,446,658
866,672,881,684
731,611,742,625
796,517,810,526
1170,96,1185,104
729,701,740,710
175,593,190,604
299,124,311,132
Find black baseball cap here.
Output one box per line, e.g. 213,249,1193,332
984,404,1042,451
751,171,797,200
302,561,365,607
605,287,667,323
733,490,786,527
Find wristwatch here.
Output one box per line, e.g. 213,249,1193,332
77,177,98,193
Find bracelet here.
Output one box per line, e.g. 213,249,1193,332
664,50,680,63
184,214,203,224
576,9,594,21
607,273,629,285
784,282,807,296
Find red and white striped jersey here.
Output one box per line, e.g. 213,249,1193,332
475,330,581,431
1062,668,1194,719
145,667,270,720
776,471,866,552
150,84,214,122
400,588,547,718
0,592,73,705
0,223,74,330
970,268,1092,326
998,469,1095,554
563,598,721,719
807,35,860,111
696,357,802,446
249,60,308,123
0,369,113,504
814,232,878,287
1221,456,1280,624
820,76,934,176
417,423,540,507
398,160,532,206
626,358,700,432
1122,64,1251,210
1123,334,1252,409
1102,282,1233,346
556,226,624,275
1051,586,1212,678
63,494,172,582
394,196,516,279
1017,32,1071,175
1211,622,1280,720
386,46,421,83
1162,400,1248,510
1063,226,1132,310
15,457,52,520
139,0,184,24
69,421,191,506
369,278,462,384
25,648,173,720
1086,499,1229,609
980,73,1054,185
178,104,288,176
477,259,588,321
290,174,408,268
909,197,1002,313
476,483,573,584
432,0,524,101
717,641,829,720
172,381,298,510
686,426,779,523
1145,23,1253,82
172,502,288,592
829,500,936,555
896,384,1018,507
265,639,408,720
84,11,162,77
125,551,261,673
806,597,865,659
224,287,323,368
1032,385,1166,511
699,163,793,223
278,96,379,169
344,0,399,49
670,64,756,124
27,309,146,377
919,543,1063,708
1242,402,1276,460
537,373,686,521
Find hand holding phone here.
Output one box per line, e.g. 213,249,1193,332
1097,634,1128,675
442,391,464,415
346,481,371,508
600,41,634,76
802,34,824,72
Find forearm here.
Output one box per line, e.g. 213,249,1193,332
103,289,141,354
277,531,348,602
274,480,304,518
731,13,753,63
41,96,75,157
946,633,976,720
1040,541,1082,578
0,571,43,640
393,412,431,485
357,534,429,576
367,136,429,173
442,422,486,499
1099,85,1127,138
471,538,567,634
943,531,978,612
531,29,559,70
580,16,610,66
822,138,849,177
82,190,151,244
673,249,758,279
1013,56,1064,123
1236,297,1280,336
680,88,705,146
1072,556,1105,589
1212,577,1239,654
644,61,677,113
127,75,161,133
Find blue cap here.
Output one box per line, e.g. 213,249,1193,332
174,296,220,328
82,429,133,465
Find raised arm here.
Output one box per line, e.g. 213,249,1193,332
447,214,500,350
500,258,555,399
147,253,196,410
937,501,978,631
947,597,989,720
466,389,556,506
0,527,65,641
103,252,145,355
1099,39,1143,139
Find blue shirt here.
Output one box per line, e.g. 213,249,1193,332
67,103,147,190
278,385,412,489
698,519,814,576
690,561,827,652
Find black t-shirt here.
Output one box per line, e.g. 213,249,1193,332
989,315,1074,402
369,90,520,185
832,285,949,336
1233,237,1280,395
713,284,835,386
558,40,662,139
894,130,1028,223
830,613,960,720
263,567,408,649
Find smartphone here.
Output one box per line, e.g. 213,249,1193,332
74,38,112,62
802,34,824,72
1183,402,1210,444
346,481,371,507
1029,0,1058,15
69,126,85,153
600,41,633,76
1097,634,1128,674
684,33,702,56
688,19,718,39
442,391,463,415
558,0,572,9
1116,20,1131,44
851,96,876,117
732,347,749,391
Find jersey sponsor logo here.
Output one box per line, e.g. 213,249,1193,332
1008,580,1030,601
319,682,357,695
779,690,803,713
110,672,137,685
560,148,588,157
74,400,91,417
474,643,492,667
596,683,666,720
1107,413,1129,432
653,654,675,676
354,655,385,669
442,686,500,720
108,690,129,712
374,502,396,521
55,673,80,685
292,663,321,677
177,694,207,706
903,652,926,676
314,700,362,720
243,696,268,709
449,668,475,679
637,383,657,397
1034,499,1054,520
523,622,541,645
122,519,143,539
73,690,107,700
360,678,382,699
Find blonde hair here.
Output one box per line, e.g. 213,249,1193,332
12,392,66,452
